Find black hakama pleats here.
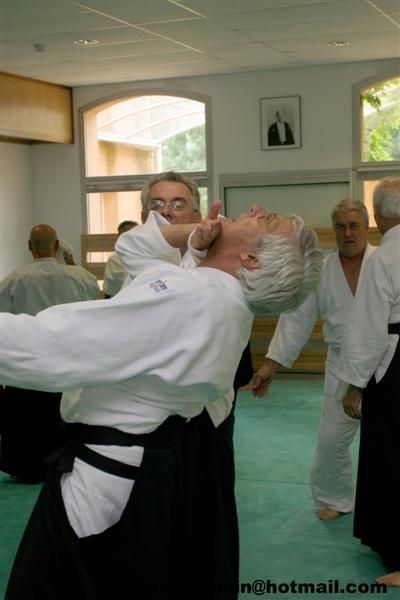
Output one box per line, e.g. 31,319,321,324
354,325,400,571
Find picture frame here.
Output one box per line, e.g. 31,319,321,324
260,95,301,150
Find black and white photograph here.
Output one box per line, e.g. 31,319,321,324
260,95,301,150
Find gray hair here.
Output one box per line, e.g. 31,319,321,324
141,171,200,212
117,220,138,235
238,218,322,317
373,176,400,218
331,198,369,226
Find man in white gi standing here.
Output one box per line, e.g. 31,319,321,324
0,224,100,482
339,177,400,587
251,199,376,520
1,202,321,600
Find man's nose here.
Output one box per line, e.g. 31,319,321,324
160,205,173,219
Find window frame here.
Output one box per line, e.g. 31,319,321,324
79,89,213,233
351,70,400,202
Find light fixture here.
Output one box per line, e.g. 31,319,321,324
33,43,46,52
328,41,350,48
73,39,99,46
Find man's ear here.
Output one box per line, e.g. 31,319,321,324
239,251,261,271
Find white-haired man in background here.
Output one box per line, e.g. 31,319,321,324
339,177,400,587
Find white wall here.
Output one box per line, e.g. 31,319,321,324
3,58,396,269
0,141,33,277
31,142,83,261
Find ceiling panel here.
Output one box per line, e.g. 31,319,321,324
57,38,193,61
3,28,157,56
76,0,201,24
0,0,398,87
2,11,123,39
245,15,398,42
143,19,253,48
178,0,334,16
206,42,302,68
0,0,85,20
268,29,400,52
221,1,381,29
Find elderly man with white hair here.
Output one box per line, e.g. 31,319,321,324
1,201,321,600
339,176,400,588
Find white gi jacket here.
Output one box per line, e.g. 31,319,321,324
338,224,400,388
1,217,254,537
1,220,253,435
266,244,376,366
0,258,100,315
117,211,234,427
103,252,128,297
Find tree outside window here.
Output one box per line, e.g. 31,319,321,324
361,77,400,162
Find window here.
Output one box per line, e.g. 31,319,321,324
352,73,399,223
361,76,400,163
82,93,210,234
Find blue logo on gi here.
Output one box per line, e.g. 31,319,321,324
150,279,168,293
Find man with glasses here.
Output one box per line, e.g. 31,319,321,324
141,170,202,226
139,172,255,595
140,171,254,402
140,172,255,595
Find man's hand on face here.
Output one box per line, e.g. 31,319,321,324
191,200,223,250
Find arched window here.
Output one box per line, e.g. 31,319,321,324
352,74,399,225
81,93,211,235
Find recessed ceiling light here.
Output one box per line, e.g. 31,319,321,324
328,41,350,48
73,39,99,46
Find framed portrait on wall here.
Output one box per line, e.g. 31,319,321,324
260,95,301,150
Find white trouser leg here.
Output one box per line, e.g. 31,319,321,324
310,348,360,513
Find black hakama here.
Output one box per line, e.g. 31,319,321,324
182,409,239,600
0,386,62,483
5,417,187,600
354,324,400,570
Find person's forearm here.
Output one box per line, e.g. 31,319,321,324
158,224,198,248
263,357,281,372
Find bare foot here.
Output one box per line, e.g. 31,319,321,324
376,571,400,587
317,508,343,520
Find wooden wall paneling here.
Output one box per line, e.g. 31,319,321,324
0,71,73,143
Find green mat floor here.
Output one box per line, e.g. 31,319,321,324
0,378,395,599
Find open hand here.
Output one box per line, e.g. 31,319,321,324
191,200,223,250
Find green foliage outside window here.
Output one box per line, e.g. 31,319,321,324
361,77,400,162
161,126,206,172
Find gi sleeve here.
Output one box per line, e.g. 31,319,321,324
78,267,101,299
266,292,319,367
0,292,181,392
116,212,181,278
0,274,14,313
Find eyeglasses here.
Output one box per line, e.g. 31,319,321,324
148,199,187,211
